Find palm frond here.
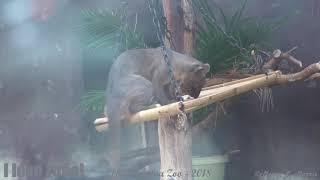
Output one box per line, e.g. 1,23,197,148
77,8,147,114
78,90,105,113
193,0,278,73
75,9,121,50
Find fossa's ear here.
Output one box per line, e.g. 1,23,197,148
191,63,210,74
201,63,210,74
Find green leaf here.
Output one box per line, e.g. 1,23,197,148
192,0,279,73
78,90,105,113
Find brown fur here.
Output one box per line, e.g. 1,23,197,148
105,47,210,178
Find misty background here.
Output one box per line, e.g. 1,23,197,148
0,0,320,180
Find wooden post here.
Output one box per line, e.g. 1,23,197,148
159,0,195,179
158,115,193,180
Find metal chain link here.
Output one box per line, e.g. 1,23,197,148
148,0,188,132
147,0,184,102
195,2,249,57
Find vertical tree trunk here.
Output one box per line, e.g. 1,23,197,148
181,0,195,55
159,0,195,179
162,0,184,51
162,0,194,54
158,116,193,180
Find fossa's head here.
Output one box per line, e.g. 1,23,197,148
179,62,210,98
164,50,210,100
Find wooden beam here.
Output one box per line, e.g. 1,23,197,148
95,60,320,132
129,71,281,124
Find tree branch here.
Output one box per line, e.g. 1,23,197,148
275,62,320,84
262,47,302,72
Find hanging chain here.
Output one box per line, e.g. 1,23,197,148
147,0,183,102
191,0,250,58
148,0,187,130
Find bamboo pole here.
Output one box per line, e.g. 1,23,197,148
95,61,320,131
129,71,281,124
202,73,272,91
94,71,281,132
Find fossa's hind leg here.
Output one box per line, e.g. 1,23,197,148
119,75,158,114
120,75,159,150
